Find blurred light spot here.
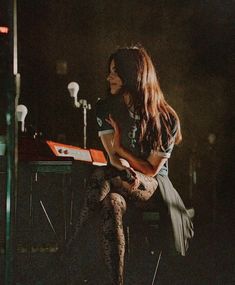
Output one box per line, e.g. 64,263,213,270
56,60,68,75
0,26,9,34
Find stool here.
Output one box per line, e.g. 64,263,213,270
125,210,165,285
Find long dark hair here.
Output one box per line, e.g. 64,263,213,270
109,46,182,150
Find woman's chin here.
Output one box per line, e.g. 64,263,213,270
110,89,120,95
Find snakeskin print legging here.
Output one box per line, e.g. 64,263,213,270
68,166,158,285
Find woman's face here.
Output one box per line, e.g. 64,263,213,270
107,60,123,95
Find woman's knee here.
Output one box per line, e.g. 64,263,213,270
85,180,111,211
85,169,111,210
103,193,127,213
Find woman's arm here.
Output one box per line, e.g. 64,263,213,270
100,133,130,171
106,115,167,176
116,147,167,177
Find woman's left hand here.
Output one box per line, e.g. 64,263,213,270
123,167,141,191
106,114,122,151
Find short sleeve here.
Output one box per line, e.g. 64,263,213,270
96,98,114,137
155,115,178,158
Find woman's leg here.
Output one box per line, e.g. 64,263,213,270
131,173,158,202
119,171,159,203
66,167,111,249
101,192,127,285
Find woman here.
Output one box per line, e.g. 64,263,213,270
68,46,193,285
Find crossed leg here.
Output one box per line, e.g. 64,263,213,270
100,173,159,284
67,166,159,285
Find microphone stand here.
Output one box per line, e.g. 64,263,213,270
76,99,91,149
68,87,91,231
70,98,91,149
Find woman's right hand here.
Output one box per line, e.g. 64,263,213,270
121,167,140,191
105,114,122,152
110,167,140,197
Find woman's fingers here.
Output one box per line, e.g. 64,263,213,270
130,177,141,190
127,167,137,180
122,178,140,192
106,114,119,131
105,114,113,125
122,168,140,191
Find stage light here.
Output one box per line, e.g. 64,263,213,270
0,26,9,34
67,82,80,106
16,104,28,132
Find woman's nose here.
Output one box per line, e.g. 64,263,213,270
107,73,111,81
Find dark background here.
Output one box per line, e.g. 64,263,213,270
0,0,234,284
16,0,234,208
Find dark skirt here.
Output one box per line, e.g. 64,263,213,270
156,174,194,256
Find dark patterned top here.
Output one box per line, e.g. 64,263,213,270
96,96,178,176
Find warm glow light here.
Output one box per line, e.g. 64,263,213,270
0,26,9,34
16,105,28,132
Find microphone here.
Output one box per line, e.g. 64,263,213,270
16,104,28,132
